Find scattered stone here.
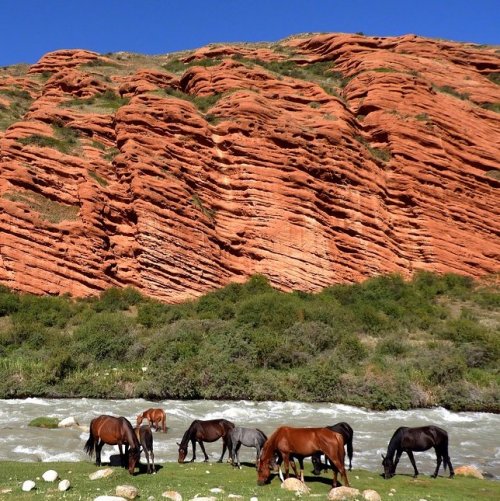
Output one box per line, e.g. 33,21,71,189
188,497,216,501
281,477,310,494
0,489,12,494
227,496,243,499
58,479,71,491
162,492,182,501
250,498,258,501
94,497,127,501
116,485,140,499
328,486,360,500
42,469,59,482
89,468,114,480
58,416,79,427
390,488,396,492
209,488,224,493
363,489,381,501
21,480,36,492
455,465,484,479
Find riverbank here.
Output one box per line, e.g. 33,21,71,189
1,273,498,412
1,461,499,500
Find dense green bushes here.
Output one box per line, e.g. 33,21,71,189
0,273,498,410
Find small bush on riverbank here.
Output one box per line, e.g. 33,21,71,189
0,272,498,411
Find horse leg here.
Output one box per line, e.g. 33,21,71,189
255,444,260,469
298,456,305,483
190,439,197,462
218,439,228,463
234,442,241,469
199,441,210,462
283,453,291,479
406,451,419,478
327,455,349,488
144,447,151,474
95,440,103,467
446,454,455,478
393,449,403,475
118,443,125,468
432,452,443,478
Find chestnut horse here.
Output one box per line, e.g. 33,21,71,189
177,418,234,463
257,426,349,488
84,415,140,475
134,425,155,474
136,408,166,432
382,425,455,479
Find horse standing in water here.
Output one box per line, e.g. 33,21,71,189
229,427,267,469
382,425,455,479
177,419,235,463
136,408,167,432
312,422,354,473
84,415,140,475
135,425,155,474
257,426,349,488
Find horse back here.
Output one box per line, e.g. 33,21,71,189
274,427,344,456
401,425,448,451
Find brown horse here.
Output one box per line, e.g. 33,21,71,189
257,426,349,488
134,425,155,474
177,419,235,463
84,415,140,475
136,408,167,432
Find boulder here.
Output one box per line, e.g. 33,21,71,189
21,480,36,492
58,479,71,491
162,492,182,501
281,477,310,493
116,485,140,499
89,468,114,480
58,416,79,427
42,469,58,482
454,465,484,479
363,489,382,501
328,486,361,500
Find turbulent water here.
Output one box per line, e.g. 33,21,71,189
0,399,498,478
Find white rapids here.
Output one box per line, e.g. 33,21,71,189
0,398,498,478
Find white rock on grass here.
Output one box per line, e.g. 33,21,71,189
188,497,217,501
328,486,360,500
209,488,224,493
281,477,311,494
58,416,79,427
58,479,71,491
21,480,36,492
162,492,182,501
116,485,139,499
42,469,59,482
89,468,114,480
250,497,259,501
363,489,381,501
455,465,484,479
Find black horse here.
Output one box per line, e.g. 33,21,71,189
382,425,455,479
134,425,155,474
312,422,354,474
177,418,234,463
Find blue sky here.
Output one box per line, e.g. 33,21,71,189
1,0,498,67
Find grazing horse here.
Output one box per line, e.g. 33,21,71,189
134,425,155,474
312,422,354,473
177,418,235,463
84,415,140,475
382,425,455,479
136,408,167,432
230,427,267,469
257,426,349,488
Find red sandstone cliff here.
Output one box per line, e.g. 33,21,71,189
0,34,498,302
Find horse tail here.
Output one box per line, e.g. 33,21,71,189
84,430,95,458
256,428,268,441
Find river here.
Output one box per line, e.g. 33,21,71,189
0,399,498,478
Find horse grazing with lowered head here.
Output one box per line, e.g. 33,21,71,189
84,415,140,475
257,426,349,488
230,427,267,469
136,408,167,432
134,425,155,474
312,422,354,474
382,425,455,479
177,419,234,463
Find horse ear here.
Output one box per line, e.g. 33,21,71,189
176,442,181,446
381,454,385,460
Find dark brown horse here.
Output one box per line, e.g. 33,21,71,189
257,426,349,488
312,422,354,473
382,425,455,479
84,415,140,475
136,408,167,432
177,419,234,463
134,425,155,474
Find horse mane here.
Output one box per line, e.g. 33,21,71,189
119,417,140,451
256,428,268,440
260,426,282,462
386,426,407,460
180,420,199,447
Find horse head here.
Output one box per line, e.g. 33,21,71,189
381,454,395,479
256,456,273,485
128,447,140,475
177,442,188,463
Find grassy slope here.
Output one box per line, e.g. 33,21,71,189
0,272,498,411
0,461,499,501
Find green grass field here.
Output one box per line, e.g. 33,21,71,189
0,461,498,500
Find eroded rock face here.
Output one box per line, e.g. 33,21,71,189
0,34,498,302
